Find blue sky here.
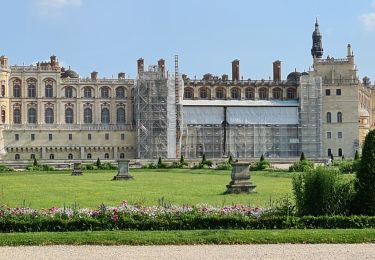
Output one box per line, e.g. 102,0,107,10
1,0,375,81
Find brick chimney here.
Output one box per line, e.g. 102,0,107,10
158,59,165,74
231,59,240,81
137,58,144,75
91,71,98,80
273,60,281,81
118,72,125,80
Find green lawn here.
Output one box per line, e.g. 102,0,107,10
0,169,293,208
1,229,375,245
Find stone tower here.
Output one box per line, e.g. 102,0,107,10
311,18,323,58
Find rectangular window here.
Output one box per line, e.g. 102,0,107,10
338,132,342,139
327,132,331,139
15,134,19,141
49,134,52,141
121,133,125,140
105,133,109,140
68,134,72,140
88,133,91,140
31,134,35,141
336,89,341,96
325,89,330,96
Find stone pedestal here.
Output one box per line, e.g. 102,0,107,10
71,162,83,176
225,163,256,193
113,160,133,180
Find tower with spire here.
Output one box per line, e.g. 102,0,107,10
311,18,323,58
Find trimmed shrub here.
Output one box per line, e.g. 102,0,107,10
26,164,55,171
332,159,358,174
353,129,375,215
0,165,14,172
289,160,314,172
216,161,233,170
300,152,306,161
250,154,270,171
96,158,101,168
354,150,360,160
293,167,354,216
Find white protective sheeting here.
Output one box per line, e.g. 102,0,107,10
227,107,298,124
183,106,224,124
182,99,299,107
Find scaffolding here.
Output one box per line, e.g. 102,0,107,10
135,65,178,159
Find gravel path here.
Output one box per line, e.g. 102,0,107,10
1,244,375,260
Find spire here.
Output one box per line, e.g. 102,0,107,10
311,18,323,58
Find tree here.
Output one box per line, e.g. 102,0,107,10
33,157,38,166
260,154,265,162
228,155,233,164
96,158,101,168
179,155,185,164
353,129,375,215
354,150,360,160
202,154,206,163
300,152,306,161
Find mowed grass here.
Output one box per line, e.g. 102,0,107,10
0,169,293,208
1,229,375,245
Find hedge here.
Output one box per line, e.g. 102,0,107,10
1,214,375,232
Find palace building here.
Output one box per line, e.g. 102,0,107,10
0,20,372,163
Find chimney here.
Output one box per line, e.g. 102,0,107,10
182,74,187,81
273,60,281,81
0,56,8,67
231,59,240,81
91,71,98,80
158,59,165,74
222,74,228,81
118,72,125,80
137,58,144,75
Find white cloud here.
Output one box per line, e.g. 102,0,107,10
34,0,82,17
359,1,375,31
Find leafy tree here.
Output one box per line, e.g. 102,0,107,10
353,130,375,215
300,152,306,161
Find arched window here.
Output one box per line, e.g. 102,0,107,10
101,108,110,124
15,154,20,160
68,153,73,160
45,108,54,124
272,88,282,100
65,86,73,98
328,149,332,157
259,88,268,100
65,108,74,124
1,84,5,97
117,107,126,124
326,112,331,123
13,108,21,124
101,87,110,98
28,83,36,98
13,85,21,98
338,148,343,157
84,87,92,98
104,153,109,159
30,154,35,159
337,112,342,123
1,110,5,123
287,88,297,99
216,88,225,99
245,88,254,100
84,108,92,124
87,153,92,159
199,88,209,99
231,88,240,100
50,154,54,160
28,108,37,124
184,88,193,99
116,87,125,98
120,153,125,159
45,85,53,98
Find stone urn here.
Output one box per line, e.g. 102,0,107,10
113,160,133,180
71,162,83,176
225,163,256,193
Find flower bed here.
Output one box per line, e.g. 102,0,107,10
1,202,375,232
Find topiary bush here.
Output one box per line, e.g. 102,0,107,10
352,129,375,215
0,165,14,172
292,166,354,216
289,160,314,172
216,161,233,170
332,159,357,174
250,154,270,171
